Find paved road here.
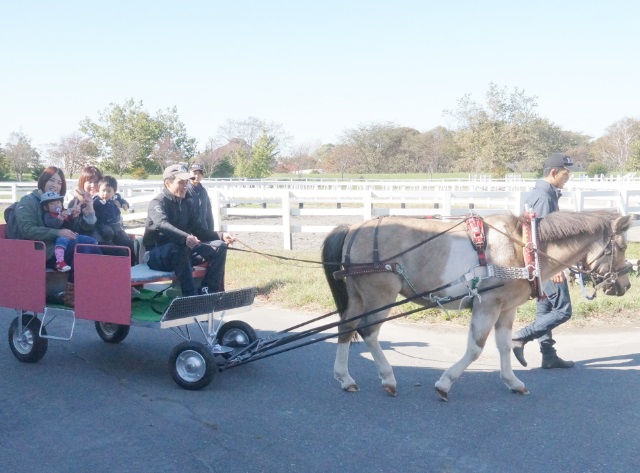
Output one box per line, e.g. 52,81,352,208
0,304,638,473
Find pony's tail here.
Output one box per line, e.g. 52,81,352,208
321,225,350,318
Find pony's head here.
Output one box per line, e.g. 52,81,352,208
582,213,632,296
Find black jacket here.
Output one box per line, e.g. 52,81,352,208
143,187,220,249
187,182,214,231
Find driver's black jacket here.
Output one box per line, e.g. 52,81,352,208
143,187,220,250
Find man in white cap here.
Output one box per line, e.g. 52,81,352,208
143,164,236,296
512,153,575,369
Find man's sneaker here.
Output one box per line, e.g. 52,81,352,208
56,261,71,272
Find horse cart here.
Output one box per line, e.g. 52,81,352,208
0,223,259,390
2,208,631,398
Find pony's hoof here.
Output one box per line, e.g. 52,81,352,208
511,386,530,396
343,384,360,393
435,386,449,402
383,384,397,397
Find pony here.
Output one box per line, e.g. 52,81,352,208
321,210,632,400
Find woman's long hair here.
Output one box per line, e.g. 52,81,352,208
37,166,67,196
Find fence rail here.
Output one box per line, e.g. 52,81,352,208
2,180,639,249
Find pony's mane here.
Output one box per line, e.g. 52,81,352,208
535,209,619,242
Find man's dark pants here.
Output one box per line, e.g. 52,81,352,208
147,241,227,296
514,279,572,354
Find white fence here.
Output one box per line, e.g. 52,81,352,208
2,179,639,249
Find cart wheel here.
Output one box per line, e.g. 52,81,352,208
95,322,130,343
8,314,48,363
216,320,257,359
169,341,216,390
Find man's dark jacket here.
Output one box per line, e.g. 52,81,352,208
525,179,560,218
187,182,214,231
143,188,220,250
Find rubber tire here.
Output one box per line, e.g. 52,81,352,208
216,320,258,359
8,314,48,363
95,322,130,344
169,341,216,390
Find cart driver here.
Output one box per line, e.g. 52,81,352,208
142,164,236,296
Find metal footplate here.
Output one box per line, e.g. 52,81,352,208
160,287,256,329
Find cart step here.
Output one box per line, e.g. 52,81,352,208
40,307,76,341
160,287,256,327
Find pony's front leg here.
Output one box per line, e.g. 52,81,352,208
435,308,495,401
362,327,397,396
334,333,359,392
495,310,529,395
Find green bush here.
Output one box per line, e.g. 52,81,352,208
131,166,149,180
586,163,608,177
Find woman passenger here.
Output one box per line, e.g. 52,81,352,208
14,166,100,306
67,165,102,238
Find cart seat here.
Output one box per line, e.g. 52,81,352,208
130,263,207,284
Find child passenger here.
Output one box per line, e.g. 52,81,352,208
40,191,98,272
93,175,137,266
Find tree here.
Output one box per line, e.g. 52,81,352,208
155,106,198,159
593,117,640,172
397,127,456,174
194,138,243,177
148,135,185,171
278,141,320,174
339,123,417,173
80,99,164,175
445,83,583,176
322,143,355,178
49,132,99,178
313,143,335,171
5,131,39,181
0,145,9,180
217,116,291,154
246,133,278,178
108,137,142,177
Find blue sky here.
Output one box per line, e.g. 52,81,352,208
1,0,638,153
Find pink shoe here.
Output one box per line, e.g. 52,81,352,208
56,261,71,272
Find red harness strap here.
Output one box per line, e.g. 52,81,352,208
465,215,487,266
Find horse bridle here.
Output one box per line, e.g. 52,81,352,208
574,232,632,297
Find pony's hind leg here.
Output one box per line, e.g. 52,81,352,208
334,330,359,392
435,306,496,401
495,308,529,395
334,276,400,394
361,322,397,396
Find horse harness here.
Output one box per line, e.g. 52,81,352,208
332,213,547,303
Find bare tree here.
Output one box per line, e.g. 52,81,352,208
324,143,356,178
108,138,141,177
49,132,99,178
279,141,320,174
216,116,292,154
5,131,39,181
148,134,185,170
195,138,246,176
595,117,640,171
